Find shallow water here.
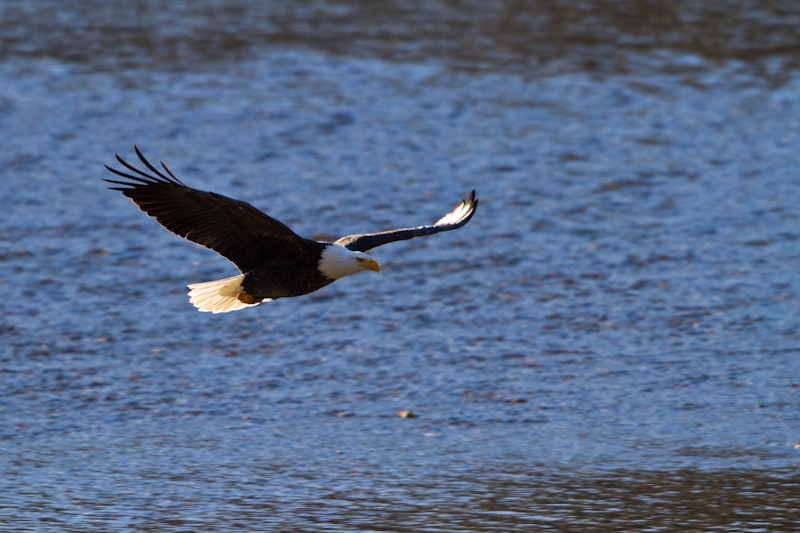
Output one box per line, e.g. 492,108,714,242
2,1,800,531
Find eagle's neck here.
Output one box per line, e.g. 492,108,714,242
318,244,364,280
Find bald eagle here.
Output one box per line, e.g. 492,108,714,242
104,147,478,313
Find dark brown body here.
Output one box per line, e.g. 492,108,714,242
240,240,333,301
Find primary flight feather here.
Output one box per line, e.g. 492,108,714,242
104,147,478,313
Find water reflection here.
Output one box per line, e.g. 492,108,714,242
5,436,799,533
439,467,800,532
2,0,800,80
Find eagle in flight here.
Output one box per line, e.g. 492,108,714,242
104,147,478,313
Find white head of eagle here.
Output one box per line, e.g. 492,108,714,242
104,147,477,313
318,245,380,280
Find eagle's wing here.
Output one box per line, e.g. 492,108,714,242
334,190,478,252
103,147,307,273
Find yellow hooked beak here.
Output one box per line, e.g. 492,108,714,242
365,258,380,274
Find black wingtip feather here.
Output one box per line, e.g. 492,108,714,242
160,159,184,185
105,147,186,189
114,153,158,182
134,146,174,183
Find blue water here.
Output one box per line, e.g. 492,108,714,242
2,1,800,531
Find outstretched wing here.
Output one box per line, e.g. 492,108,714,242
103,146,307,273
334,190,478,252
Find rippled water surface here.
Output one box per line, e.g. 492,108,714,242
2,1,800,531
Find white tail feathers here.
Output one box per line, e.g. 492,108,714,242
187,274,268,313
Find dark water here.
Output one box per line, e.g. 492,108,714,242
2,1,800,531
